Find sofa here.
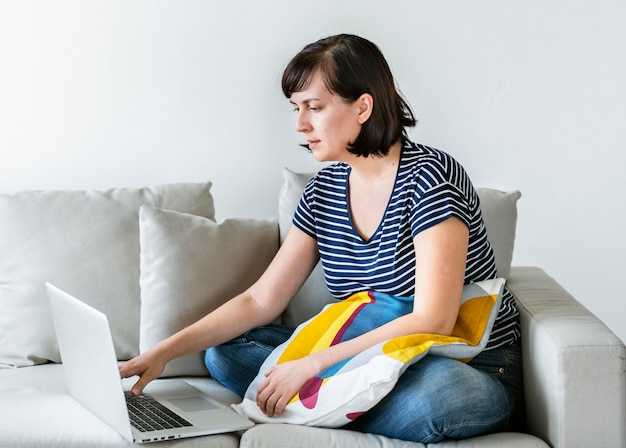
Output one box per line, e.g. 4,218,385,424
1,169,624,448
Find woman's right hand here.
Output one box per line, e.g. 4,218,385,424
119,344,168,396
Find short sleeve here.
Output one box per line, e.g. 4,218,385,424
292,180,318,240
409,182,472,237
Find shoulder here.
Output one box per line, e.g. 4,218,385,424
401,139,473,191
315,162,350,181
303,162,350,195
402,140,464,177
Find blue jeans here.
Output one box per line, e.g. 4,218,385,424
205,324,524,444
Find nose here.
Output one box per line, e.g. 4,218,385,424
295,111,311,133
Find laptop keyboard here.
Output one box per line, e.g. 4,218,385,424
125,392,193,433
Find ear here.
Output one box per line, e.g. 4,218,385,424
356,93,373,125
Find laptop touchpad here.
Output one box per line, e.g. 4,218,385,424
169,396,219,412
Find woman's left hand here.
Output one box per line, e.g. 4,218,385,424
256,357,319,417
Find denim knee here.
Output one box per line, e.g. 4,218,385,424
345,355,512,443
204,325,294,397
205,345,251,397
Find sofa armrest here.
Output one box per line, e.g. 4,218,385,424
507,267,626,448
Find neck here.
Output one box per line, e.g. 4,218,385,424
347,140,402,180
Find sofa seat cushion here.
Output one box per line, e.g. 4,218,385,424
0,182,216,368
239,423,548,448
0,363,241,447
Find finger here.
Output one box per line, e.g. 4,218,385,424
131,377,149,396
130,367,158,397
263,391,279,417
263,366,277,377
256,383,270,414
119,364,133,379
274,392,293,416
256,377,270,403
256,380,279,416
119,361,137,379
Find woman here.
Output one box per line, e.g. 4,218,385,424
120,34,523,443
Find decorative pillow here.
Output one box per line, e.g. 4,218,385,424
138,205,279,377
0,182,215,368
278,168,520,326
475,187,521,279
236,277,505,427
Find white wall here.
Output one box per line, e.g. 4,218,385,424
1,1,625,343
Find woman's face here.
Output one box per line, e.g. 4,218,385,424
289,70,364,162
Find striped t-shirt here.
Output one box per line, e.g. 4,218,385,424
293,139,520,349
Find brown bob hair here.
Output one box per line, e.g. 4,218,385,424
282,34,416,157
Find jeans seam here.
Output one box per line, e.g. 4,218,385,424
248,340,277,354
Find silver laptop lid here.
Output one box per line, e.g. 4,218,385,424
47,282,134,442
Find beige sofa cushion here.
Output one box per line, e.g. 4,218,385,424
240,422,548,448
476,187,522,279
0,363,242,448
138,205,279,377
0,183,215,368
279,168,521,326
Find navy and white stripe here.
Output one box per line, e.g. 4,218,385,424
293,139,520,349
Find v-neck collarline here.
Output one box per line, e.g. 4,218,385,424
344,146,405,244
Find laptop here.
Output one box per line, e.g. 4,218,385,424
46,283,254,443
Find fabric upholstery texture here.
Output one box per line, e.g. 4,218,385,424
507,267,626,448
239,423,549,448
139,205,278,377
0,363,241,448
0,183,215,368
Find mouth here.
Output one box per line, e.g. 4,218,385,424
306,140,320,150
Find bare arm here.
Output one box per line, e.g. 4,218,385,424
257,216,469,416
119,225,319,395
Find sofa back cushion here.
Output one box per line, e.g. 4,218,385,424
279,168,521,327
138,205,279,377
0,183,215,368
